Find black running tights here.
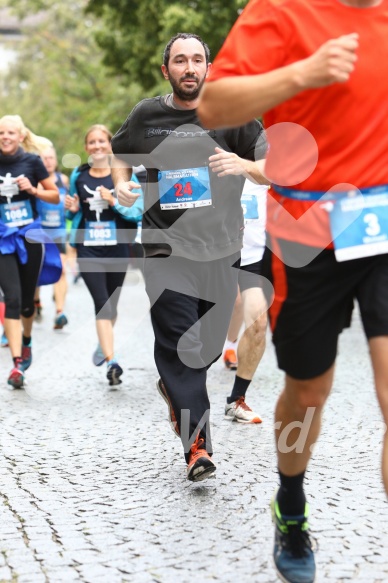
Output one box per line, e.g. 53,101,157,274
0,240,44,319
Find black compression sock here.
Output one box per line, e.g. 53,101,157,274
227,376,251,404
277,469,306,516
22,335,31,346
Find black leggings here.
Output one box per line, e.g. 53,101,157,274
79,261,128,320
0,240,44,319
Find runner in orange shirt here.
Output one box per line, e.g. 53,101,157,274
198,2,388,582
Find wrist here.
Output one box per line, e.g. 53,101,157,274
115,180,126,191
240,158,251,175
289,60,310,91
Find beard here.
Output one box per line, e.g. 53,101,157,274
169,74,206,102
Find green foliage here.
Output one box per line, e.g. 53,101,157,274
87,0,248,92
0,0,249,169
0,0,143,169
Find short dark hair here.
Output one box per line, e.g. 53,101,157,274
163,33,210,68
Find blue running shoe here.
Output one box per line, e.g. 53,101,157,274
1,332,8,347
21,343,32,371
92,344,105,366
54,313,68,330
106,362,123,386
272,495,316,583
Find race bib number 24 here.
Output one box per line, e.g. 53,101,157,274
158,166,212,210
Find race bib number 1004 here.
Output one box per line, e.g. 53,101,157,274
0,200,34,227
158,166,212,210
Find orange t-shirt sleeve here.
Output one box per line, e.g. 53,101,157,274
208,0,288,80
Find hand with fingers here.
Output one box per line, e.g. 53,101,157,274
15,174,37,196
115,180,141,207
99,185,115,206
209,147,248,178
65,193,80,213
295,33,359,89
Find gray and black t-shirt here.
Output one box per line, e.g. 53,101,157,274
112,96,266,261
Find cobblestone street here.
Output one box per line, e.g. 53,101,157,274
0,267,387,583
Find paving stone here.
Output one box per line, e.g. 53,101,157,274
0,275,386,582
0,566,12,580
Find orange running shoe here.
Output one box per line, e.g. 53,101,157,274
156,378,180,437
187,435,216,482
223,348,238,370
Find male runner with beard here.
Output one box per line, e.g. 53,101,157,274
111,33,267,482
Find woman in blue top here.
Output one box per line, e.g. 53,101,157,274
65,124,143,387
36,145,70,329
0,115,60,389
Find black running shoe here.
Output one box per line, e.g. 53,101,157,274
106,362,123,386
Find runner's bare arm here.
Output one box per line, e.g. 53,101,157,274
209,148,269,185
198,34,359,129
111,155,132,184
16,175,59,204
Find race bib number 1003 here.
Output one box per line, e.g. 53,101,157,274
84,221,117,246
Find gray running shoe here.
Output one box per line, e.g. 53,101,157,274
92,344,105,366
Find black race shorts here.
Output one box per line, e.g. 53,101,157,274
238,260,263,293
262,237,388,380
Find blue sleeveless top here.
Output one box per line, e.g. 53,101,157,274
36,172,68,242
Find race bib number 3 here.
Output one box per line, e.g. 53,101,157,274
330,193,388,261
0,200,34,227
158,166,212,210
84,221,117,246
241,193,259,221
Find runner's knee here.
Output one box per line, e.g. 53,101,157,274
95,302,116,320
4,295,22,319
245,313,267,342
285,376,332,410
21,302,35,319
